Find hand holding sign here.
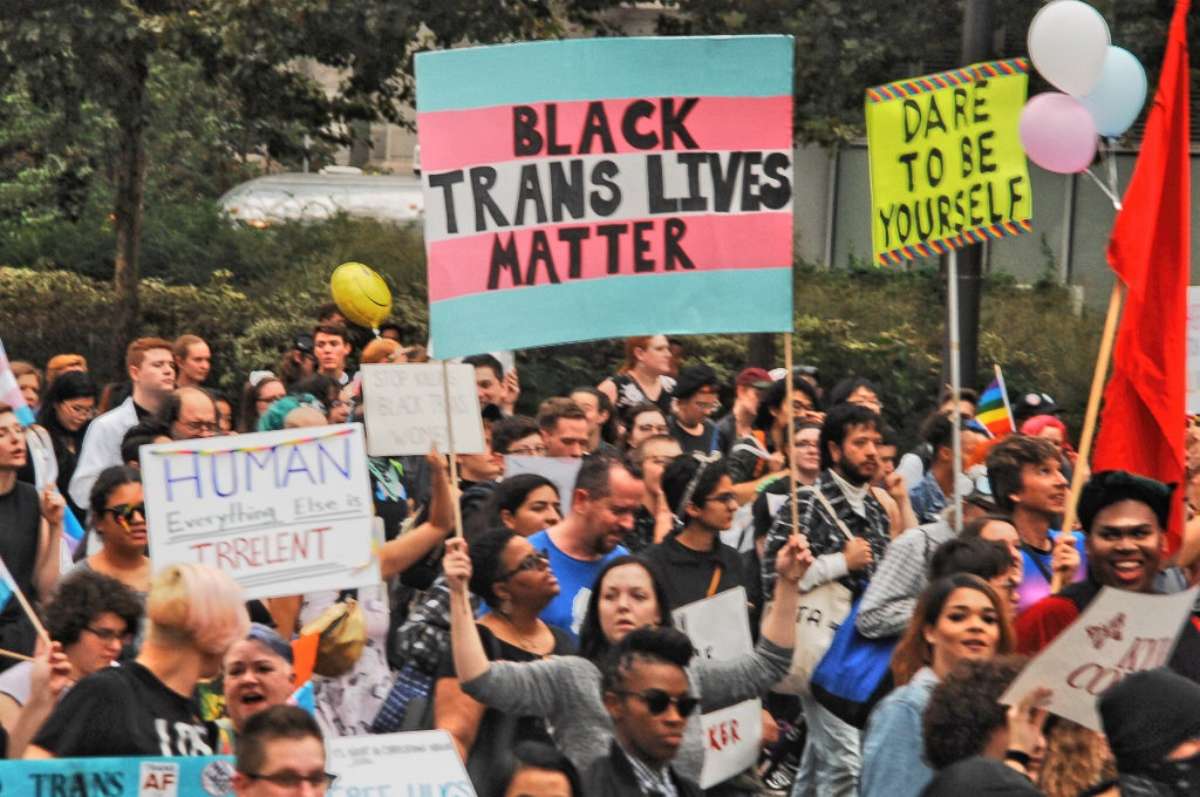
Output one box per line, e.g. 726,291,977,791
776,534,814,583
443,537,472,596
1005,686,1052,763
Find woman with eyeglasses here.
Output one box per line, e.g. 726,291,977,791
445,530,812,783
76,466,150,595
0,570,142,752
641,454,744,609
238,372,285,433
34,371,99,523
28,562,249,758
435,528,574,795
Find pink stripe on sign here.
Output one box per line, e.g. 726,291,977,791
418,96,792,171
427,212,792,302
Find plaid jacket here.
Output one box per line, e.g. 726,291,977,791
761,469,891,597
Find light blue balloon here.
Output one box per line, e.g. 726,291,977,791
1080,46,1147,137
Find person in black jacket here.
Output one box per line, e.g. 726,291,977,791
584,627,703,797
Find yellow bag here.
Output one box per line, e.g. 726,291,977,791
300,596,366,678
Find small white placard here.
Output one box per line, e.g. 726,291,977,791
325,730,476,796
1001,586,1199,730
361,363,485,456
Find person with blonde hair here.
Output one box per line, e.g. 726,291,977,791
27,563,249,758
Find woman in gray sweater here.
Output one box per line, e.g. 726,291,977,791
443,534,812,781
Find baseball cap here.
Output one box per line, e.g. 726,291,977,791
1013,391,1060,423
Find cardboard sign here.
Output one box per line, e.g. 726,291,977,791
673,587,762,787
360,363,485,456
1000,586,1199,730
866,59,1032,266
141,424,380,600
503,455,583,514
0,755,235,796
1187,287,1200,414
325,730,476,796
416,36,796,358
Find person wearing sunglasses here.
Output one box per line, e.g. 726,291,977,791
78,466,151,595
585,627,703,796
642,453,744,609
446,530,812,785
436,529,574,795
154,387,220,442
234,705,335,796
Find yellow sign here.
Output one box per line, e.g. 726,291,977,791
866,59,1032,267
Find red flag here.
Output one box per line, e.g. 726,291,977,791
1092,0,1191,551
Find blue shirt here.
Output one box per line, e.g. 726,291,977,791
1017,530,1087,614
861,666,940,797
527,530,629,641
908,470,947,525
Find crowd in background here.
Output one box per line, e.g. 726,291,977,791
0,308,1198,797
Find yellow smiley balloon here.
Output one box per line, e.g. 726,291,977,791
330,262,392,330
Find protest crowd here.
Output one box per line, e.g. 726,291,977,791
0,317,1198,797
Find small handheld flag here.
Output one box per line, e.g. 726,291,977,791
977,364,1017,438
0,339,35,427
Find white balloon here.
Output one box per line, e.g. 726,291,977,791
1027,0,1110,96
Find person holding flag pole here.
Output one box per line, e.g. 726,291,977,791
0,400,62,662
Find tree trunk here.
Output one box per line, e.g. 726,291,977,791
747,333,778,369
112,47,150,345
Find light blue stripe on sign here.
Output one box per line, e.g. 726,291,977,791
429,267,793,359
416,36,794,112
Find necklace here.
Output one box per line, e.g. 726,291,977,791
493,612,547,654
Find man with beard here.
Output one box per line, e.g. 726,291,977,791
526,455,638,640
986,435,1082,613
761,402,891,797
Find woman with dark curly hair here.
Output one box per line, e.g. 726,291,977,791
860,574,1015,797
923,656,1043,774
0,570,143,742
434,528,573,796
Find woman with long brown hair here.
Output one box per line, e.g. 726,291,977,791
859,574,1015,797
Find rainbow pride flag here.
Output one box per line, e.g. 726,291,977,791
976,365,1016,438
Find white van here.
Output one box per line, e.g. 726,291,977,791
218,169,424,227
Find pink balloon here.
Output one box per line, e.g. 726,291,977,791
1019,92,1097,173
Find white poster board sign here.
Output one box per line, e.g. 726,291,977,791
141,424,380,601
1000,586,1199,730
325,730,476,796
1188,287,1200,414
673,587,761,788
361,363,485,457
504,455,583,515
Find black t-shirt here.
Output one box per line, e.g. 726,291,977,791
668,416,718,455
642,534,745,609
34,662,218,757
438,623,575,795
0,481,42,662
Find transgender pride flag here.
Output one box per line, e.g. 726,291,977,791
416,36,795,358
0,339,35,427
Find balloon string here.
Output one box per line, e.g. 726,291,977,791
1083,166,1123,212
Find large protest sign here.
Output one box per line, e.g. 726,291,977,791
673,587,761,787
416,36,795,358
360,363,485,456
325,730,476,796
1188,287,1200,414
1000,586,1199,730
141,424,380,601
866,59,1032,266
0,755,236,796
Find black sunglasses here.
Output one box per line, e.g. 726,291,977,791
616,688,700,717
103,503,145,524
497,550,550,582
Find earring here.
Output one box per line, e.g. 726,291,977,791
500,598,513,617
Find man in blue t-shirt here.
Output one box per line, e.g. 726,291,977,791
986,434,1085,613
526,455,642,638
